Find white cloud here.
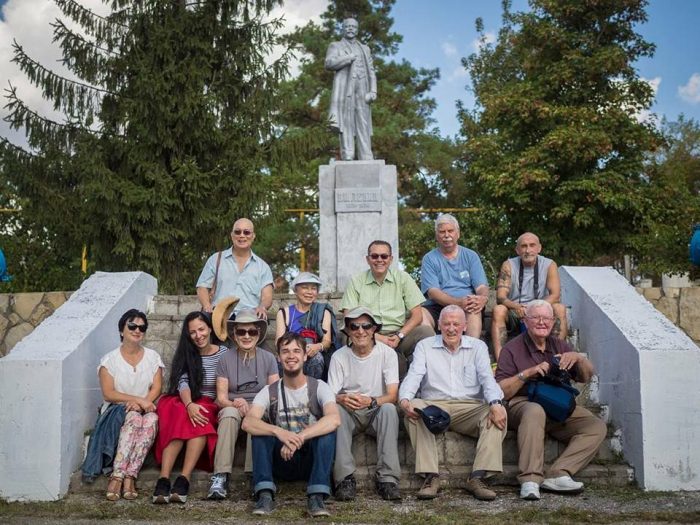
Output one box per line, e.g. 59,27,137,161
441,41,457,57
471,30,495,52
679,73,700,104
447,65,468,83
644,76,662,96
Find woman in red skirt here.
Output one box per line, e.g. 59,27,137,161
152,309,231,503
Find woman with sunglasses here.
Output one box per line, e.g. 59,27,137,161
152,311,227,504
275,272,338,379
206,303,279,500
99,309,164,501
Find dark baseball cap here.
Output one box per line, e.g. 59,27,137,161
415,405,451,435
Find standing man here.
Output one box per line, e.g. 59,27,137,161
325,17,377,161
341,240,434,373
421,214,489,338
196,218,273,320
491,232,567,361
495,300,605,501
328,307,401,502
242,333,340,517
399,305,507,501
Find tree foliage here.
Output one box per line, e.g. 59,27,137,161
457,0,661,273
1,0,290,292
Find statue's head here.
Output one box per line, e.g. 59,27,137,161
342,18,358,39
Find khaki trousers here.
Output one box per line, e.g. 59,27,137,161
507,396,607,484
404,399,506,475
213,406,253,474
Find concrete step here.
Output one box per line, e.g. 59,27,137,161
70,428,628,496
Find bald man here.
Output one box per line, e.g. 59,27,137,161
196,218,273,320
491,233,567,361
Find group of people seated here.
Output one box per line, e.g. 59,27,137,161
81,214,606,517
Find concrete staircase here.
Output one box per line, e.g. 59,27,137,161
69,293,633,495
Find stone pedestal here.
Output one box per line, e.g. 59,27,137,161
319,160,398,292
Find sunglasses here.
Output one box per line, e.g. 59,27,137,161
368,253,390,260
126,322,147,333
233,229,253,236
235,328,260,337
349,322,374,331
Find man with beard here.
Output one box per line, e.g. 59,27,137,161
242,333,340,517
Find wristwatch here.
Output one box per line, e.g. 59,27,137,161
397,332,405,340
370,397,378,409
489,399,503,406
517,372,527,382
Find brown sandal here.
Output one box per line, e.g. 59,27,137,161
106,476,123,501
122,476,138,500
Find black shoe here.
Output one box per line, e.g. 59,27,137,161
307,494,330,517
377,481,402,501
252,490,275,515
169,475,190,503
334,475,356,501
152,477,171,504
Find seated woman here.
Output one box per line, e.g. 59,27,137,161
100,309,164,501
274,272,337,378
152,311,227,504
207,300,279,500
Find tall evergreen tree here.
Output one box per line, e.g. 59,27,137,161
457,0,661,271
257,0,459,276
1,0,289,292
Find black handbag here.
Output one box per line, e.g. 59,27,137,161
527,363,579,423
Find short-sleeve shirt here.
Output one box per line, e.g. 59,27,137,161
215,347,279,403
327,342,399,397
196,248,274,310
340,268,425,332
253,380,335,433
177,345,227,399
99,347,164,411
495,333,579,397
421,246,488,305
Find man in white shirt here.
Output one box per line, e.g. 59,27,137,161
399,305,507,501
328,307,401,501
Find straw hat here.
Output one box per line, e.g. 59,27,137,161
212,296,240,341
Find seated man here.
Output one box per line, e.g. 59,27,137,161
196,218,273,320
491,232,568,361
420,214,489,339
399,305,507,501
242,333,340,517
495,300,606,501
328,307,401,502
341,240,434,374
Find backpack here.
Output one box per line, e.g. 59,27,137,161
267,377,323,426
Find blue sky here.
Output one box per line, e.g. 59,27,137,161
1,0,699,140
391,0,700,137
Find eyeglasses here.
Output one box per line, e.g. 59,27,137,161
126,322,147,333
526,315,554,323
235,328,259,337
232,229,253,236
349,322,374,331
368,253,390,260
236,380,258,392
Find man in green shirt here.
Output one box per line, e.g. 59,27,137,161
341,240,435,374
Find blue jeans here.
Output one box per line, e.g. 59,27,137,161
252,432,336,497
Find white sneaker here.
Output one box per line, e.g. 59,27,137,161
520,481,541,500
541,475,584,493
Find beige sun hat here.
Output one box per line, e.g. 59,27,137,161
212,296,240,341
227,308,268,345
342,306,382,335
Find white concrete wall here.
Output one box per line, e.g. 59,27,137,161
0,272,157,501
561,266,700,490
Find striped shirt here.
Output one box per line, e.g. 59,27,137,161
178,345,227,399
